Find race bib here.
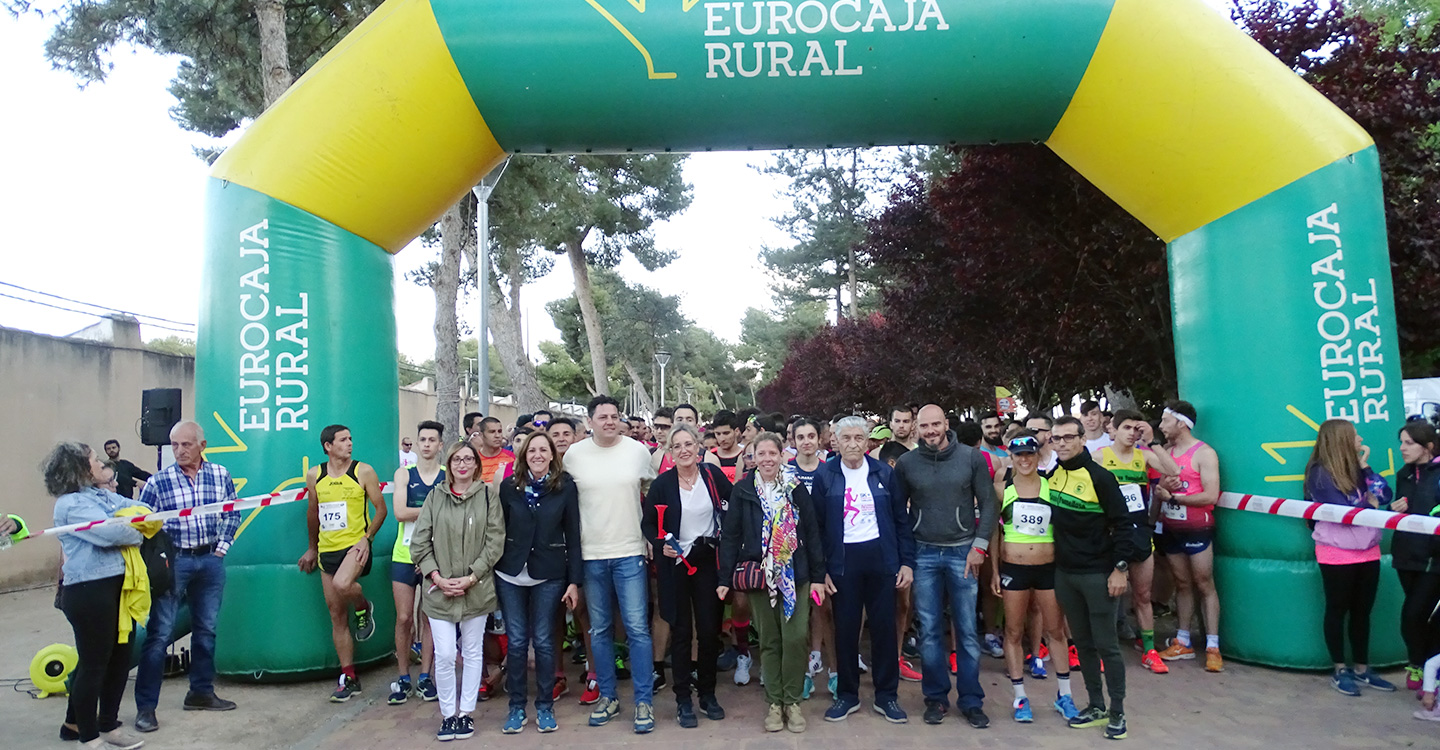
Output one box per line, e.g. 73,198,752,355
1162,501,1188,521
1012,502,1051,537
319,501,348,532
1120,484,1146,514
401,521,415,547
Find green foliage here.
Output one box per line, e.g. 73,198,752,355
736,301,827,383
23,1,380,140
546,267,688,375
535,340,592,403
399,340,512,395
146,335,196,357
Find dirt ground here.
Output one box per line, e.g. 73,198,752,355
2,585,1437,749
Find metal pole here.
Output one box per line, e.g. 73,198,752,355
471,158,511,417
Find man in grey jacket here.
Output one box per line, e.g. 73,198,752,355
894,404,999,729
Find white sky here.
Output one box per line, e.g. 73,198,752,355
0,13,789,363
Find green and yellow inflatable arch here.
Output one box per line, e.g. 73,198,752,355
199,0,1404,677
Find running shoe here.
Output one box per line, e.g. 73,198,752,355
1068,645,1080,670
677,701,698,729
388,677,412,705
478,679,494,702
950,651,958,675
1105,710,1127,740
654,665,667,690
552,675,569,700
735,654,753,685
922,701,945,725
1053,694,1080,721
1356,670,1397,691
589,697,621,726
1068,704,1108,728
1141,649,1170,674
1407,665,1424,691
1013,698,1033,723
1204,647,1224,673
824,696,860,721
828,671,838,699
436,716,456,742
354,599,376,642
615,654,631,680
634,702,655,734
1037,642,1050,662
453,715,474,740
716,645,738,671
1333,668,1362,697
699,694,726,720
984,633,1005,659
807,651,824,677
1030,656,1048,679
1159,639,1195,661
873,699,908,724
411,640,423,664
418,676,438,702
899,659,922,682
330,674,361,703
503,707,526,734
580,676,600,705
903,634,921,660
1414,702,1440,721
537,707,558,732
802,674,814,699
858,654,869,672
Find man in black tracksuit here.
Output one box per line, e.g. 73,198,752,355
1046,416,1141,741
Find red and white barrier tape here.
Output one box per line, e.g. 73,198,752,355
1218,491,1440,536
12,482,394,543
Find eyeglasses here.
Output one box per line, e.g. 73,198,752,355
452,455,478,465
1051,433,1083,443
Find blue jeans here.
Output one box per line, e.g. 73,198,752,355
496,577,565,711
135,552,225,711
913,542,984,710
584,556,654,705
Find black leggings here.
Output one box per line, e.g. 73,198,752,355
1397,569,1440,666
667,539,722,702
61,575,130,742
1319,561,1379,666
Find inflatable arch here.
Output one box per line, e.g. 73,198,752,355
199,0,1404,676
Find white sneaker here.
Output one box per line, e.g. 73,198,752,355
735,654,753,685
858,654,869,673
807,651,824,677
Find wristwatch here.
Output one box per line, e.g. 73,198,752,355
1114,561,1129,573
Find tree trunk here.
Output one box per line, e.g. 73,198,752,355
623,360,654,414
434,195,475,439
847,243,858,320
488,270,548,412
253,0,291,108
565,239,611,395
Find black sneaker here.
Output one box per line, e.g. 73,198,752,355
717,645,739,671
677,702,698,728
330,674,361,702
824,696,860,722
453,715,475,740
183,692,237,711
354,598,376,642
388,678,412,705
616,655,632,680
922,701,946,725
437,716,456,742
1069,704,1109,729
961,706,990,729
654,662,667,690
1105,711,1128,740
699,694,726,720
902,634,921,660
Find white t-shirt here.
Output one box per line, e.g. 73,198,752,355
1085,434,1114,454
1039,451,1059,473
399,450,418,468
565,437,658,560
496,565,545,587
676,480,715,556
840,461,880,544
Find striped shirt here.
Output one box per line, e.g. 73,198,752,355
137,461,242,554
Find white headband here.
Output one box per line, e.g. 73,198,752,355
1164,407,1195,431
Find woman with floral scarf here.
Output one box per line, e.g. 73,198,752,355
718,432,827,733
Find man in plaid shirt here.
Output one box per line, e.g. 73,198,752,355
133,421,241,733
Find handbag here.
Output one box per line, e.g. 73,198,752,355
733,560,765,591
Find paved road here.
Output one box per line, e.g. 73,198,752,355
1,586,1435,748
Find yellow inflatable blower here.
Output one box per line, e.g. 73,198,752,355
30,643,78,698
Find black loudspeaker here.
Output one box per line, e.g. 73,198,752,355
141,388,183,446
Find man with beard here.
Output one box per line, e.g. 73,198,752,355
979,412,1009,460
894,404,996,728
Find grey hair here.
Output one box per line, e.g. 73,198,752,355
42,442,94,497
668,423,702,447
834,416,869,435
171,421,205,441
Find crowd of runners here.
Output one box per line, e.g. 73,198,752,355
17,397,1440,749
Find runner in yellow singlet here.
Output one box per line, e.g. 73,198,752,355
1094,409,1179,675
298,424,388,702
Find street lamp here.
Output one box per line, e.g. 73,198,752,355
654,350,671,408
471,157,511,416
682,385,695,406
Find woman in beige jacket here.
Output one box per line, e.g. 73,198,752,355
410,440,506,742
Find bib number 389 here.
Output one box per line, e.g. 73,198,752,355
1012,502,1051,537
